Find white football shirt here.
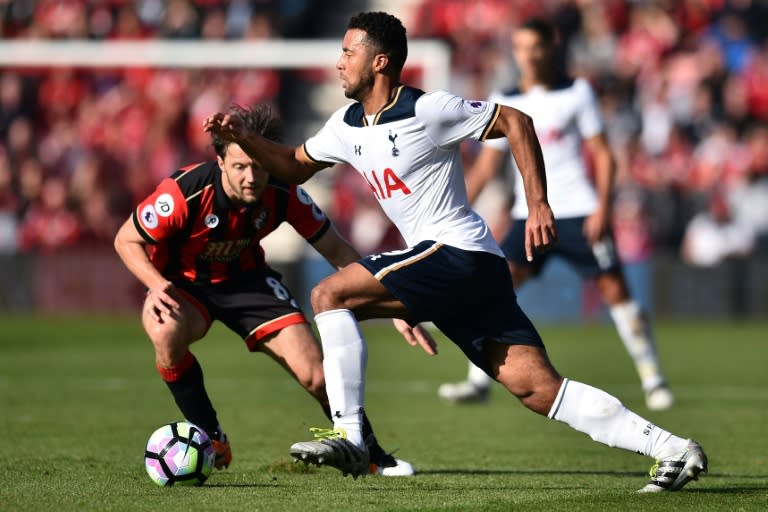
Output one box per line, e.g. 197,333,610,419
485,78,603,219
303,85,504,257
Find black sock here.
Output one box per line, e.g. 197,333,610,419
162,355,220,437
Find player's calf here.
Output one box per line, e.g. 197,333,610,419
492,344,563,415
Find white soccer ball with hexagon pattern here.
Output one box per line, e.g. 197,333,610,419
144,421,215,487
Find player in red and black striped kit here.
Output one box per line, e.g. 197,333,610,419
115,104,430,476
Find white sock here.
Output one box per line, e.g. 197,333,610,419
468,360,492,388
315,309,367,449
609,301,665,392
548,379,687,460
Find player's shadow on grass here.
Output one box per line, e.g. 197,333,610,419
418,469,641,478
205,483,281,488
693,487,767,494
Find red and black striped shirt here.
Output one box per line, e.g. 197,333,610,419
132,161,330,284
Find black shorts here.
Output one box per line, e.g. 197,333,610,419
500,217,621,278
357,241,544,375
172,269,307,351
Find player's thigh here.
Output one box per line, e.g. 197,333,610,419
209,270,307,351
311,261,410,319
435,277,544,379
141,288,210,356
260,322,325,396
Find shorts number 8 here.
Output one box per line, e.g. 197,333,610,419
265,276,290,300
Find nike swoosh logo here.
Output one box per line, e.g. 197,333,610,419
184,425,201,460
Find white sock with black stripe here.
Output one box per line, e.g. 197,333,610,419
315,308,367,450
548,379,687,460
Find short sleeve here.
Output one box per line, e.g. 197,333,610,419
416,90,501,148
481,90,511,152
131,178,189,244
286,185,330,243
302,108,350,166
575,79,604,139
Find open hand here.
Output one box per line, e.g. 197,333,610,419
392,319,438,356
202,112,247,142
145,281,180,324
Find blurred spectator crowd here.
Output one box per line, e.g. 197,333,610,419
1,0,767,269
409,0,768,267
0,0,322,253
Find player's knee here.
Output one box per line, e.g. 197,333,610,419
144,322,188,367
310,278,345,314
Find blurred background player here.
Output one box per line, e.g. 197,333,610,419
114,104,414,476
438,19,674,411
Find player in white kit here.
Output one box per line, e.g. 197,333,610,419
438,19,674,411
204,11,706,492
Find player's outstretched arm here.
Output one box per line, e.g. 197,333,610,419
114,218,179,322
465,145,506,204
485,106,556,261
203,112,326,184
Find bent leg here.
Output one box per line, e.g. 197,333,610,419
261,322,404,472
487,341,563,414
487,340,688,461
260,323,326,402
439,259,537,402
308,262,410,450
459,261,536,393
311,261,411,319
142,289,221,438
142,288,209,369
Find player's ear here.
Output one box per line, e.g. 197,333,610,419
216,154,225,170
373,53,389,73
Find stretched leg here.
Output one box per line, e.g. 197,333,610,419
141,288,231,467
262,322,414,476
438,261,535,403
486,340,706,491
597,270,674,410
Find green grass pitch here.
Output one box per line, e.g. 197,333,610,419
1,315,766,511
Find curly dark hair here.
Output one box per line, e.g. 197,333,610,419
348,11,408,75
519,18,557,47
211,104,283,158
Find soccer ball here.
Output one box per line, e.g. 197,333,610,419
144,421,215,487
